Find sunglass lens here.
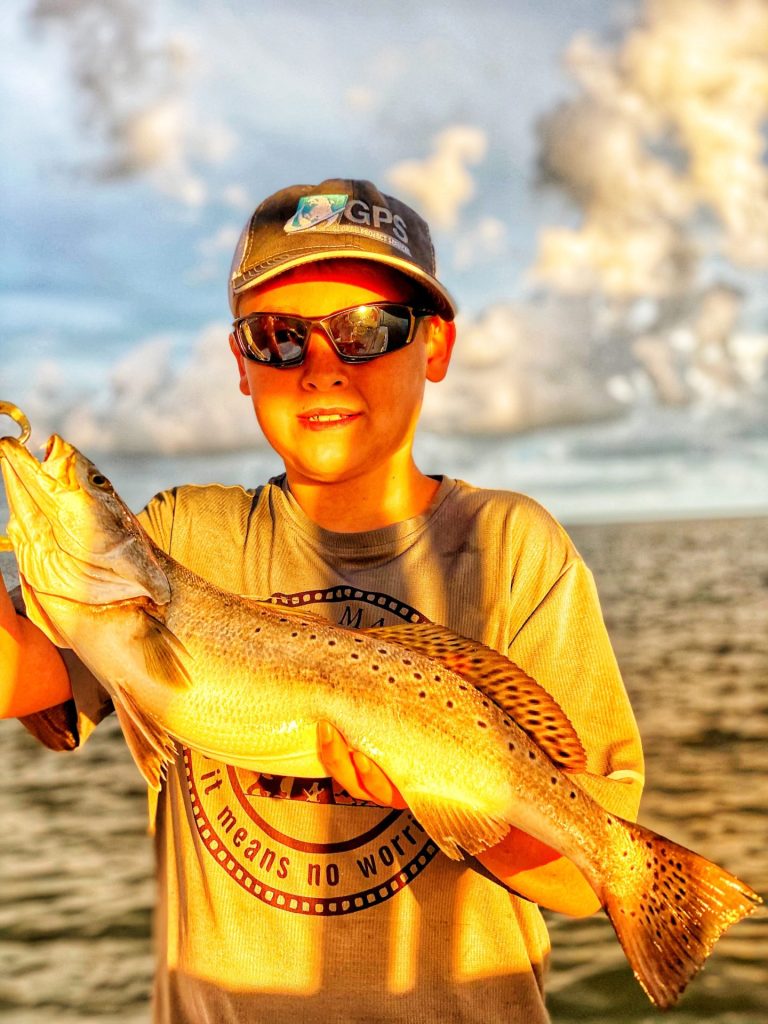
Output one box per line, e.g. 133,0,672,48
239,315,307,364
330,306,412,359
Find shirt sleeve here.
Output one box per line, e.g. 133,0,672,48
16,489,178,751
507,531,644,823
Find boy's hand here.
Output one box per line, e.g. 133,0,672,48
317,721,407,808
316,719,599,915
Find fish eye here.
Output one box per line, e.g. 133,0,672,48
89,471,111,489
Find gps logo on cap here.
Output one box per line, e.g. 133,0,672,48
285,194,348,232
284,193,410,252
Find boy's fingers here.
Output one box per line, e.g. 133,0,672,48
351,750,407,809
317,721,369,801
317,721,407,808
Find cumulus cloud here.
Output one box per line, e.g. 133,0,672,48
453,217,508,270
20,324,261,454
421,299,623,435
386,125,488,230
29,0,236,205
533,0,768,296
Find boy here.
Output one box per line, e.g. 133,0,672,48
1,179,643,1023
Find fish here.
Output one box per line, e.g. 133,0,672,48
0,420,761,1009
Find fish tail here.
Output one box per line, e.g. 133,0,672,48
603,819,762,1008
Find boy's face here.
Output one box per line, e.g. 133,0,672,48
230,261,454,488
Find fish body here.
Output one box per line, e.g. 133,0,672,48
0,426,761,1009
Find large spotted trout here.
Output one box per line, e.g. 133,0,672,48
0,413,761,1008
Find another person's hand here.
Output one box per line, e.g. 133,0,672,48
317,721,407,808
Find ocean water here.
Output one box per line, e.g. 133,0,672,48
1,440,767,1022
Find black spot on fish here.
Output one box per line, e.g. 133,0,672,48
446,700,454,709
350,653,359,660
477,720,487,728
508,742,515,751
550,777,557,785
419,691,426,699
372,665,380,671
528,751,536,760
414,672,422,680
388,676,396,684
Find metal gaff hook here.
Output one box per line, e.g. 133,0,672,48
0,400,32,551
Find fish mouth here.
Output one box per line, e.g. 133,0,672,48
0,433,171,606
0,434,79,516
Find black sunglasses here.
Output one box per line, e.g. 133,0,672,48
232,303,433,368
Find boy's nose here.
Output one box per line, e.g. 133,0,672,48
299,327,349,390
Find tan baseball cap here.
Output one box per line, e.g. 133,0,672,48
229,178,456,319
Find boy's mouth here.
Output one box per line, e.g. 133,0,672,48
298,409,362,430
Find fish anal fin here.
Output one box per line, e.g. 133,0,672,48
363,622,587,772
404,790,510,860
112,685,177,791
140,611,191,689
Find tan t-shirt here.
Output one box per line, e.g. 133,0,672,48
26,476,645,1024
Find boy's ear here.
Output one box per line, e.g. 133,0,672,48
229,334,251,395
424,317,457,383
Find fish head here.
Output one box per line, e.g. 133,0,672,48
0,434,170,608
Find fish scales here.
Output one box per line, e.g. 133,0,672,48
0,419,762,1010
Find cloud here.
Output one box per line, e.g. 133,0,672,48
533,0,768,296
386,125,488,230
29,0,236,206
453,217,508,270
19,324,261,455
421,299,623,434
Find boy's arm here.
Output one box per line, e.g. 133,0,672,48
0,573,72,718
318,544,643,918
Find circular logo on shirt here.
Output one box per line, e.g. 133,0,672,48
185,585,440,915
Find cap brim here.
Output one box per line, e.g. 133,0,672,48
230,248,456,320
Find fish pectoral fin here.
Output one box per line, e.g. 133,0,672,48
18,574,71,648
111,685,177,791
404,790,510,861
363,622,587,773
140,611,191,689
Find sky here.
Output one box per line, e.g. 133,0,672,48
0,0,766,490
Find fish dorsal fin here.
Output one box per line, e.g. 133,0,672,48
111,684,177,791
242,596,332,629
362,622,587,773
402,790,510,860
140,609,191,689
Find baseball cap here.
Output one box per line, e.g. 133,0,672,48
229,178,456,320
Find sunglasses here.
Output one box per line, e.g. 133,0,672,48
231,303,433,368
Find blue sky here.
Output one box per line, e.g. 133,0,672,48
1,0,766,480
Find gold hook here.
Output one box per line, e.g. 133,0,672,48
0,400,32,551
0,400,31,446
